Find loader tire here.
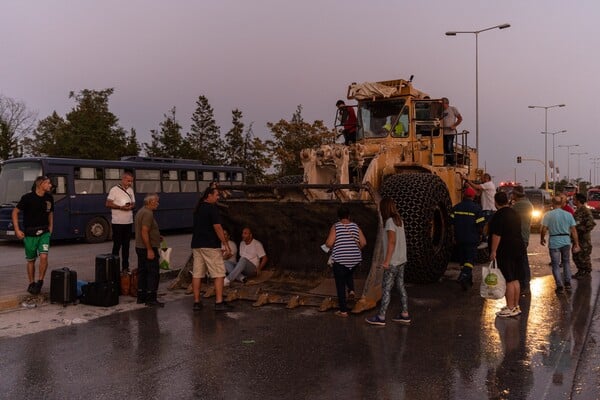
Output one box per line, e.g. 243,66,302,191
380,173,453,283
273,175,303,184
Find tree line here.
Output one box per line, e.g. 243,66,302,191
0,89,333,183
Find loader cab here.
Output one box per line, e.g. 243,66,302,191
356,98,409,140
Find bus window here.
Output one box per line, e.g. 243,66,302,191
162,170,180,193
53,176,67,194
136,169,161,193
180,170,197,192
202,171,214,181
105,168,124,192
75,167,103,194
218,172,227,182
234,172,243,182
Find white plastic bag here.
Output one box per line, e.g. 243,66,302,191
159,240,172,270
480,260,506,300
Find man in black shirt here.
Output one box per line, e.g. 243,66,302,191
12,176,54,295
191,186,232,312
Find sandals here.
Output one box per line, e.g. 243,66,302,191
334,310,349,318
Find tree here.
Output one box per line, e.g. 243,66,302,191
266,105,332,177
145,107,185,158
22,112,66,156
223,109,245,166
24,88,138,160
241,123,271,184
124,128,141,157
186,95,224,164
0,95,36,160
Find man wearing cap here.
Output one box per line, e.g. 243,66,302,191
450,187,485,290
511,186,534,294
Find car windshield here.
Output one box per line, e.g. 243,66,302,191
588,192,600,201
0,161,43,205
358,99,408,139
525,191,544,207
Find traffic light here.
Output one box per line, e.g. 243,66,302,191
517,156,522,163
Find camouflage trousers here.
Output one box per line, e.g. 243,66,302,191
573,235,592,272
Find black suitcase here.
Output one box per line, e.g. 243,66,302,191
80,281,119,307
95,254,120,294
50,267,78,306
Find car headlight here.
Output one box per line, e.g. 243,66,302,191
531,209,542,218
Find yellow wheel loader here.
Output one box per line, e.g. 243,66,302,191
212,78,480,312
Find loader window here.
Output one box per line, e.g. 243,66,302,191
358,99,407,139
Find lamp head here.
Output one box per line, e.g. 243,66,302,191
498,23,511,29
445,32,457,36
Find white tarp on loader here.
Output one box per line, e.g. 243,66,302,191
348,81,399,100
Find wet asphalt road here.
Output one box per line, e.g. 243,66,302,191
1,266,599,400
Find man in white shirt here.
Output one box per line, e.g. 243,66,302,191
106,172,135,272
224,227,267,286
441,97,463,166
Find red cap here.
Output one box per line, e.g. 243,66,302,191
464,187,476,198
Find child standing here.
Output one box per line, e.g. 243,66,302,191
366,198,410,326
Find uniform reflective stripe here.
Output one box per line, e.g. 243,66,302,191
464,263,474,269
455,211,476,216
476,217,485,223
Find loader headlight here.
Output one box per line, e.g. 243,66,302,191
531,209,542,219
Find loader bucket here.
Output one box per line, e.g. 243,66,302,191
216,184,384,312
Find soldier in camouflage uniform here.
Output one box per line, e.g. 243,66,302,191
572,193,596,278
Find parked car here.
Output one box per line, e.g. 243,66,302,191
587,188,600,218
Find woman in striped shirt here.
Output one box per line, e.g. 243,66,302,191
325,206,367,317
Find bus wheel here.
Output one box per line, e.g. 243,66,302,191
85,217,109,243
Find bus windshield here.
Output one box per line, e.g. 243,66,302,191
358,99,408,139
0,161,42,205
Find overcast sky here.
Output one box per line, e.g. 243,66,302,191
2,0,599,186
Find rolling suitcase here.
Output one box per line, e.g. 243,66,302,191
95,254,120,294
81,281,119,307
50,267,78,306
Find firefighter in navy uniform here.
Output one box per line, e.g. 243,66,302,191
451,187,485,290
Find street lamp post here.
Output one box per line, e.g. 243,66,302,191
528,104,566,190
590,157,600,185
557,144,579,182
446,23,510,155
571,152,588,181
541,130,567,190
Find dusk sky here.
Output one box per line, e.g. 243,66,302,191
2,1,599,186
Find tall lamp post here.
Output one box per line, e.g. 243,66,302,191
557,144,579,182
541,130,567,190
528,104,566,190
590,157,600,185
571,152,588,181
446,23,511,155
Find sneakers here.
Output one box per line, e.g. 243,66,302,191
193,302,203,312
555,286,564,294
214,301,233,311
27,282,36,294
31,280,43,295
365,315,386,326
392,314,411,324
496,306,521,318
224,277,231,287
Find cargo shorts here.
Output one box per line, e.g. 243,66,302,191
192,248,226,278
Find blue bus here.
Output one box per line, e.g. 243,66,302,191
0,156,244,243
